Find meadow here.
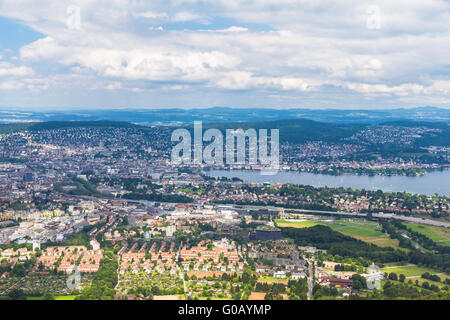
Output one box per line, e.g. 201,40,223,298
275,218,400,249
380,265,441,277
404,223,450,246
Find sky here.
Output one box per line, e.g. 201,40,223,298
0,0,449,110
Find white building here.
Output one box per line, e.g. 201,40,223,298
166,225,176,237
361,264,384,290
90,239,100,250
32,240,41,251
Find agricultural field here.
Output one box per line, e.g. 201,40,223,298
275,219,400,249
404,223,450,246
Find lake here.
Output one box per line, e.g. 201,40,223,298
204,169,450,197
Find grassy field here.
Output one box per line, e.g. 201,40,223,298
275,218,400,249
412,277,449,289
276,219,384,237
27,295,77,300
380,265,441,277
275,219,318,228
381,265,450,289
54,295,77,300
404,223,450,246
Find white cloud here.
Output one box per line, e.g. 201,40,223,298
0,80,24,90
0,62,34,77
105,82,122,90
217,26,248,33
171,11,208,23
0,0,449,108
136,11,168,20
216,71,311,91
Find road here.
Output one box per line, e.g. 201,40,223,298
306,259,313,300
240,205,450,228
71,194,450,228
288,208,450,228
176,242,187,296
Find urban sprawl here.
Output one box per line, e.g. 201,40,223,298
0,124,449,300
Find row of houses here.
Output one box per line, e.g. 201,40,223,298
119,243,178,275
36,245,103,273
0,247,35,261
179,245,240,264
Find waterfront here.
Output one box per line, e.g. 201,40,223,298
204,169,450,197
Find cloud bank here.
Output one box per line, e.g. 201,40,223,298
0,0,449,109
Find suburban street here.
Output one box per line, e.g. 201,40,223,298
306,259,313,300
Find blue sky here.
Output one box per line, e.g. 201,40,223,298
0,18,44,52
0,0,449,110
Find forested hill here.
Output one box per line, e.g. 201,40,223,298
0,121,142,134
195,118,450,146
1,119,448,147
199,119,365,144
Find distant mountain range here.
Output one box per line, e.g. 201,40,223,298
0,106,449,125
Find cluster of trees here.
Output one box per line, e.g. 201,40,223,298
255,282,286,294
44,225,98,248
421,272,441,282
312,284,339,300
264,292,284,300
383,281,423,299
334,264,357,272
77,251,118,300
350,274,367,290
421,282,440,292
387,272,406,283
10,260,35,277
56,177,111,198
288,279,308,300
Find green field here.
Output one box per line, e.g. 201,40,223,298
320,220,384,238
412,277,449,289
404,223,450,246
27,295,77,300
54,295,77,300
275,219,318,229
276,219,384,237
381,265,441,277
276,218,400,249
381,265,450,290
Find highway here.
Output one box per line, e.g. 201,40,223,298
237,204,450,228
287,208,450,228
71,194,450,228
